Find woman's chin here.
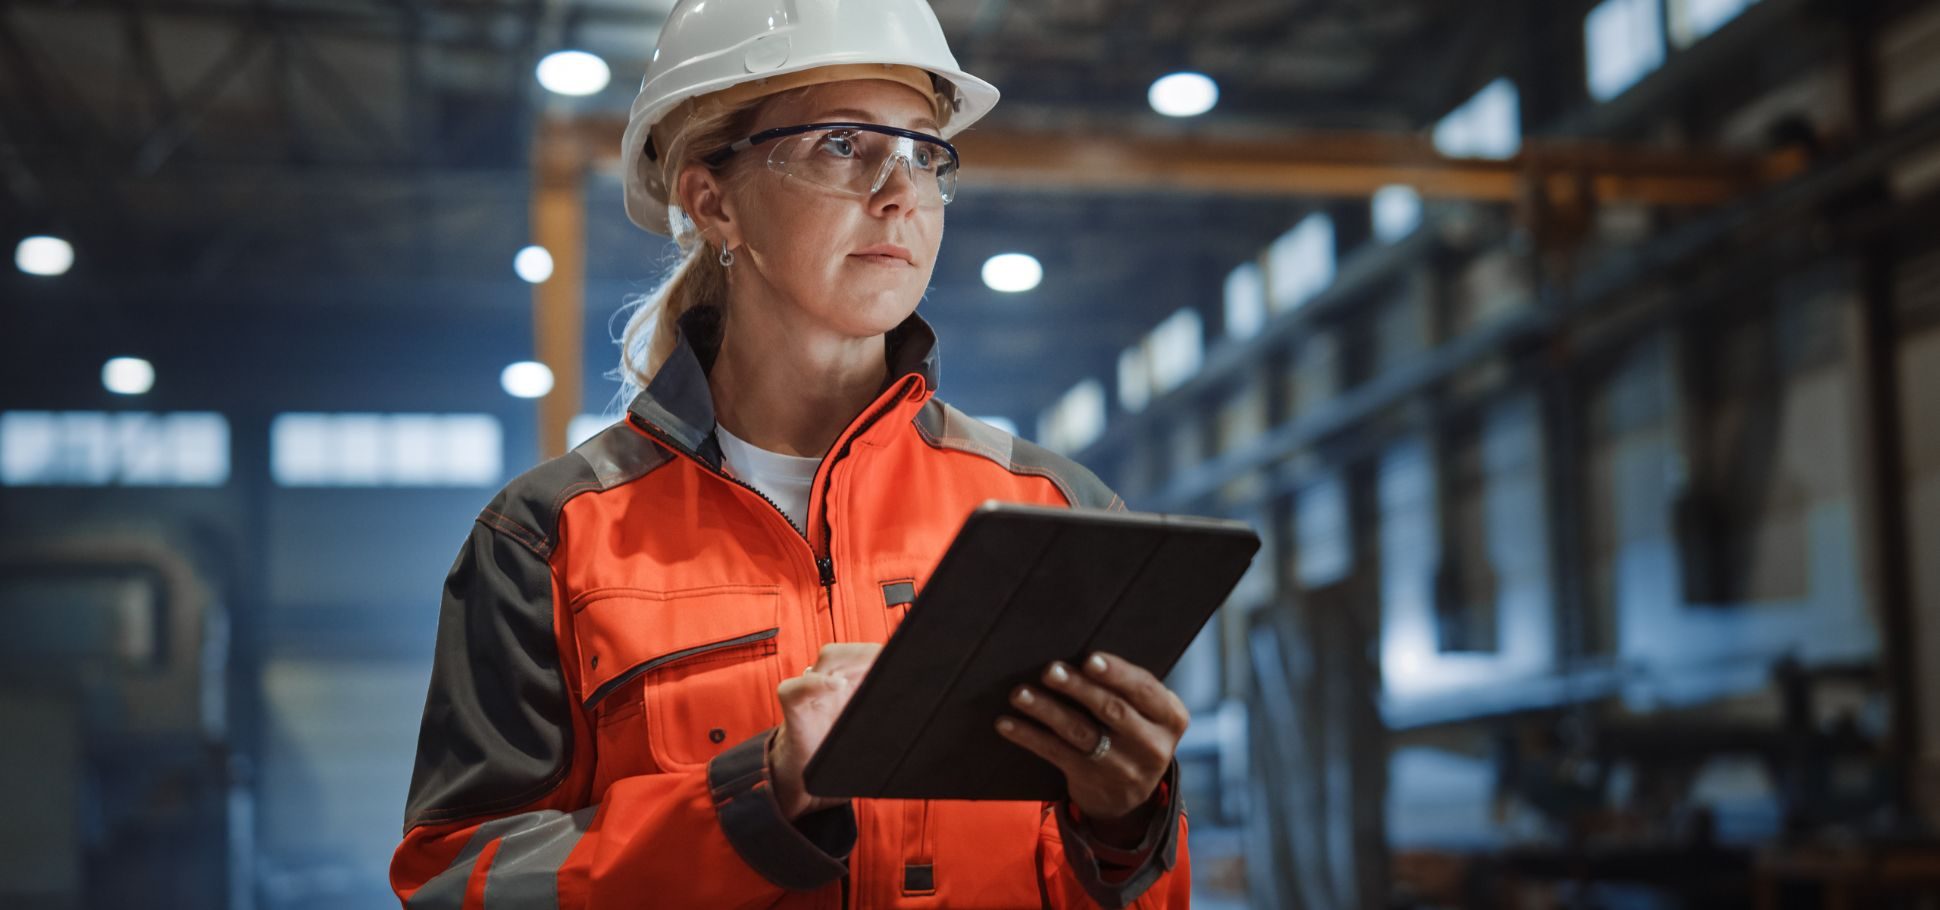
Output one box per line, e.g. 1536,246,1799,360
839,295,921,336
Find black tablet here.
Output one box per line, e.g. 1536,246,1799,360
801,500,1261,802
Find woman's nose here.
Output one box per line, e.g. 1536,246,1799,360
867,154,924,216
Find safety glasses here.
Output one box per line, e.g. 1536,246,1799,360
704,122,960,207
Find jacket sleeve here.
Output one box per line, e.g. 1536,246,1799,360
1035,759,1191,908
390,518,855,909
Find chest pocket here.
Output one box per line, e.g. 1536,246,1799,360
572,584,784,773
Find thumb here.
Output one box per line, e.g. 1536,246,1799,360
780,672,852,707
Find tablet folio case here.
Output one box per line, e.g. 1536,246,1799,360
802,501,1261,802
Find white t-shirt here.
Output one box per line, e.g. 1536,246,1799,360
714,422,822,534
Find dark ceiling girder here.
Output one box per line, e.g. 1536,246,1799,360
286,27,409,160
119,2,180,139
133,26,267,174
3,0,669,48
0,11,134,228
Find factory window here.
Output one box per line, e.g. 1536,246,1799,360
1289,331,1343,416
1165,413,1204,479
0,411,229,486
1216,380,1268,457
1669,0,1755,48
270,413,501,487
1585,0,1667,102
1294,473,1353,586
1037,379,1107,455
1118,345,1152,414
1118,308,1205,413
1433,77,1521,159
1224,261,1266,340
1372,185,1423,243
1266,213,1336,313
1149,308,1205,395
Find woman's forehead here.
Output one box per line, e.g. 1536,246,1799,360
758,80,941,133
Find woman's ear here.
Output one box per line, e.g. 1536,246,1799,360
675,163,742,250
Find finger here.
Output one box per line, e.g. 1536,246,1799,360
993,714,1089,776
1040,660,1167,741
1076,652,1191,735
777,672,851,710
780,673,849,696
1009,685,1108,756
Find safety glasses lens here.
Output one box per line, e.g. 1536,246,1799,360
766,128,956,206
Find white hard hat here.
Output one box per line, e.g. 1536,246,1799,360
621,0,1000,236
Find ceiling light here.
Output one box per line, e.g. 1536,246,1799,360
981,253,1042,293
102,357,154,395
16,235,74,276
1148,72,1218,118
536,50,611,97
501,361,555,399
514,245,554,284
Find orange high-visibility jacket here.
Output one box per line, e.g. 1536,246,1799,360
391,306,1189,909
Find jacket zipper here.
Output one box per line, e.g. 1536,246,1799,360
812,386,915,910
812,389,908,589
716,455,837,588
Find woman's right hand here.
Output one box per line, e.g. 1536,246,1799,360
768,642,882,820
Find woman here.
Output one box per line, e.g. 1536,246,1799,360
391,1,1192,906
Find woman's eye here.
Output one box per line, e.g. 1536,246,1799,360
819,134,858,157
913,148,936,169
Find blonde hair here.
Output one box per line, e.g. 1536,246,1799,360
609,97,773,405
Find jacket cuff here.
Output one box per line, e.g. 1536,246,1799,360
708,727,855,891
1053,760,1184,907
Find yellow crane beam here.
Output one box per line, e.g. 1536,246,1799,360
947,129,1805,207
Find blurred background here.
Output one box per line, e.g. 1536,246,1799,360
4,0,1940,906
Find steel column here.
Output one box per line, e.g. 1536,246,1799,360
531,114,586,460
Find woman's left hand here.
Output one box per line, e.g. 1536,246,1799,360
994,651,1190,833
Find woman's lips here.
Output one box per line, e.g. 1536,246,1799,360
850,244,914,265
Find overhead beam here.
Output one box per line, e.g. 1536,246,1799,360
948,130,1805,206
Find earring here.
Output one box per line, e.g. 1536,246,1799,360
718,242,735,267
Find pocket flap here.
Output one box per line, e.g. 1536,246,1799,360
572,585,781,709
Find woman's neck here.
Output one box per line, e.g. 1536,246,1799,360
708,298,889,459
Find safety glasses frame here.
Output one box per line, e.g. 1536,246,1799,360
702,121,960,203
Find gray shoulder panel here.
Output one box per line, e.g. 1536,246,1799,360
404,519,571,831
476,419,673,559
912,400,1123,511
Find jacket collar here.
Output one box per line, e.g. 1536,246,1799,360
626,304,941,460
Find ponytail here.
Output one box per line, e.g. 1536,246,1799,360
612,237,728,402
609,93,784,406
